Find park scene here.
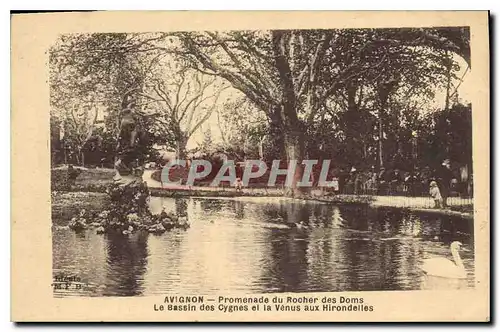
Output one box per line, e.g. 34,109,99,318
50,28,475,296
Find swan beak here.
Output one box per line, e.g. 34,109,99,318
461,247,471,252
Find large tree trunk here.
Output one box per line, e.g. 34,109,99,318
176,134,188,160
271,31,307,196
266,104,286,161
284,126,306,196
50,118,62,166
376,78,399,169
378,114,384,169
444,51,452,111
258,136,265,160
75,149,81,166
344,84,364,166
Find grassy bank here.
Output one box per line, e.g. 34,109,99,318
51,166,115,192
51,191,110,225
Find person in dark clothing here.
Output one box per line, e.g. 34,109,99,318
377,167,387,195
338,168,349,194
390,169,404,195
67,165,81,188
419,166,432,196
404,171,418,196
367,166,378,195
350,167,360,194
436,159,454,208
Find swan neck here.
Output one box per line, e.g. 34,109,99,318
451,247,465,270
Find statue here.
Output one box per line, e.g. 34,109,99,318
113,88,145,186
68,88,190,235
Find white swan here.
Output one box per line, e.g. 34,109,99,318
421,241,467,279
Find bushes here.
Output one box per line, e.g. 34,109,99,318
51,168,71,191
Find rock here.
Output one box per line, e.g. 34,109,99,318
69,218,87,231
148,223,166,235
293,222,309,230
126,213,140,223
53,225,70,230
98,210,110,219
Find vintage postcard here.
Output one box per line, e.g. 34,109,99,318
11,11,490,322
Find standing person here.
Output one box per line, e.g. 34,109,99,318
468,173,474,198
366,166,377,195
429,181,443,209
419,166,432,196
436,159,454,208
233,177,243,192
391,168,403,195
67,164,81,189
377,167,388,195
338,168,348,194
404,170,417,196
350,167,360,194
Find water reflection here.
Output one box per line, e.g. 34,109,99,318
102,231,149,296
232,200,245,219
175,198,188,217
53,197,475,296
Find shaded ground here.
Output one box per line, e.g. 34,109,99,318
51,166,115,191
51,191,110,225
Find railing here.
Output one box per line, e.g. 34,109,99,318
338,181,473,209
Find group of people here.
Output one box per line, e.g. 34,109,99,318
340,166,425,196
146,156,470,207
339,159,470,207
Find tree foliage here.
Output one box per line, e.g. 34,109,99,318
49,27,471,186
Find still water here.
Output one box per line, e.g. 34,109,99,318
53,197,474,297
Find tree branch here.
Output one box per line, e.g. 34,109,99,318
187,86,228,138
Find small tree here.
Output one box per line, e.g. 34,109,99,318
138,58,228,159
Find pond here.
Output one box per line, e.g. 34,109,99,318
52,196,475,297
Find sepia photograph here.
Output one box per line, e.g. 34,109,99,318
11,11,490,322
49,26,475,296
